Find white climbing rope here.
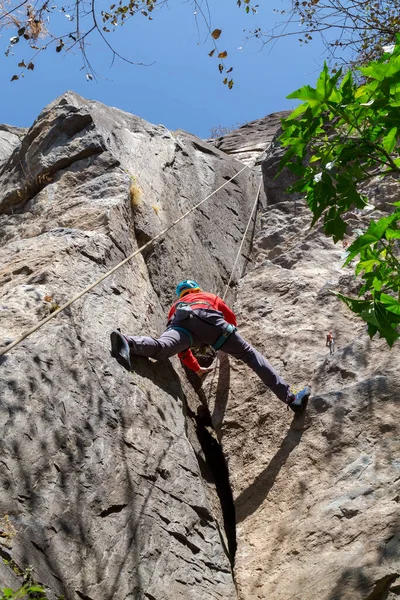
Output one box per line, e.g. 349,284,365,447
222,176,263,301
203,172,263,395
0,163,251,356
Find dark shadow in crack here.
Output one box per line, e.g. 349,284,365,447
211,351,231,439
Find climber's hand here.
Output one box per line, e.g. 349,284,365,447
195,366,215,378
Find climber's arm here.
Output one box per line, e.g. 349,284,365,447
178,350,214,378
178,349,201,372
215,297,237,327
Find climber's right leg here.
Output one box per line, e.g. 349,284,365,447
110,329,190,371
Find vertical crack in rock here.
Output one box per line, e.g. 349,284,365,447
192,406,237,567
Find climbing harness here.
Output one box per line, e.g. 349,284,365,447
211,323,236,351
0,162,252,357
166,326,193,347
167,322,236,351
169,298,237,352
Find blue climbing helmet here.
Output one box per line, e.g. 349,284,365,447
176,279,201,299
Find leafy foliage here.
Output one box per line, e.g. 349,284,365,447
0,559,47,600
0,585,46,599
279,37,400,346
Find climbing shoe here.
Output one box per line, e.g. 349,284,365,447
110,330,132,371
288,386,311,414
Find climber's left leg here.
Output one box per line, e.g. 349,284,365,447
221,330,293,404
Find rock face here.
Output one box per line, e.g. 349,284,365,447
211,112,290,167
0,125,27,165
1,98,399,600
209,147,400,599
0,92,260,599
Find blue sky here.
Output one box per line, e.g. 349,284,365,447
0,0,329,137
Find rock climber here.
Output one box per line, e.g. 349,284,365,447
326,332,335,355
110,280,311,413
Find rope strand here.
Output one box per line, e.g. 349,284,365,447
222,177,262,301
0,163,250,356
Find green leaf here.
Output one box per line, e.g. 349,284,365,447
315,63,342,102
335,293,372,315
385,228,400,240
382,127,398,154
344,235,376,265
359,55,400,82
339,68,353,94
26,585,45,592
372,277,383,291
287,85,319,102
367,322,379,338
360,305,379,327
345,213,400,264
284,102,308,120
355,258,380,275
324,211,346,242
371,213,400,238
315,63,332,101
374,302,400,346
380,294,400,315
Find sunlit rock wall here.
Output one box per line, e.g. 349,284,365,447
0,92,260,600
208,142,400,600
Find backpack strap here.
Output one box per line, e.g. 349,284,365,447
175,300,214,310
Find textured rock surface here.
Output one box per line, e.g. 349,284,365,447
0,92,260,599
0,125,26,165
211,112,290,167
207,148,400,599
1,99,399,600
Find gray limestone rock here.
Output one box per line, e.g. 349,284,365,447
211,112,290,167
2,99,399,600
0,125,27,165
207,112,290,213
210,156,400,600
0,92,261,599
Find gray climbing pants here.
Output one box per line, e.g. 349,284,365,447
126,308,292,404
